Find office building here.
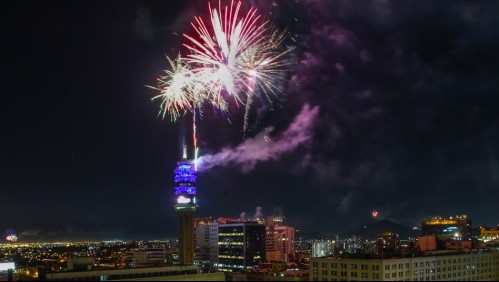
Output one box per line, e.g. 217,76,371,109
194,218,221,269
209,221,220,265
217,222,266,272
266,225,296,262
377,232,400,257
421,215,472,240
194,218,210,263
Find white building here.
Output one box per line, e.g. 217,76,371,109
312,240,335,258
310,248,499,281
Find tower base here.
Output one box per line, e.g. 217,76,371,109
177,208,195,265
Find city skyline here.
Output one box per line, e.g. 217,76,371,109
1,0,499,242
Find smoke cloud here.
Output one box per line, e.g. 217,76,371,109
254,206,264,218
197,104,320,172
336,193,354,213
19,229,41,237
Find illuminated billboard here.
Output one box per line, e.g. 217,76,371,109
0,262,15,271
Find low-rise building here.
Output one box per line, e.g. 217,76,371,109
480,226,499,241
310,248,499,281
39,265,198,281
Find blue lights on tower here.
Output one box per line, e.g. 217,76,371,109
174,160,197,210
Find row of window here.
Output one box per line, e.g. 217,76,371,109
385,263,411,270
384,271,432,279
314,270,380,279
411,272,494,281
315,262,381,270
313,255,497,271
438,256,495,265
312,274,380,281
436,264,489,272
320,269,493,279
315,269,493,281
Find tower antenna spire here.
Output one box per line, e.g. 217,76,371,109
182,144,188,159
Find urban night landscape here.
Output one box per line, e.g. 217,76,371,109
1,0,498,281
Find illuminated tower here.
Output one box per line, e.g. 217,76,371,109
174,147,198,265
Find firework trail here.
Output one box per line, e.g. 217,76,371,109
193,108,199,169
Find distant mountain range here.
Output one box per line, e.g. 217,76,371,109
344,219,420,240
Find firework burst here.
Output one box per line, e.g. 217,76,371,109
149,0,292,163
148,56,198,121
183,1,292,117
4,229,17,242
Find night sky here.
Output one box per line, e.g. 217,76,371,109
1,0,498,241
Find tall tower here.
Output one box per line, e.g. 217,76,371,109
174,147,198,265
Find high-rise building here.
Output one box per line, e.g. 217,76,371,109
376,232,400,257
265,216,296,262
266,225,296,262
421,215,472,240
194,218,211,264
266,216,285,227
193,217,220,269
217,222,266,272
377,232,399,250
173,151,198,265
208,222,220,265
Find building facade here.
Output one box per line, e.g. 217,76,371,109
131,249,166,265
422,215,472,240
266,225,296,262
194,219,210,263
209,222,220,264
312,240,335,258
377,232,400,257
217,222,266,272
480,226,499,241
39,265,200,281
194,218,220,269
310,248,499,281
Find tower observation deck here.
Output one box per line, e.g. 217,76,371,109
174,155,198,265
